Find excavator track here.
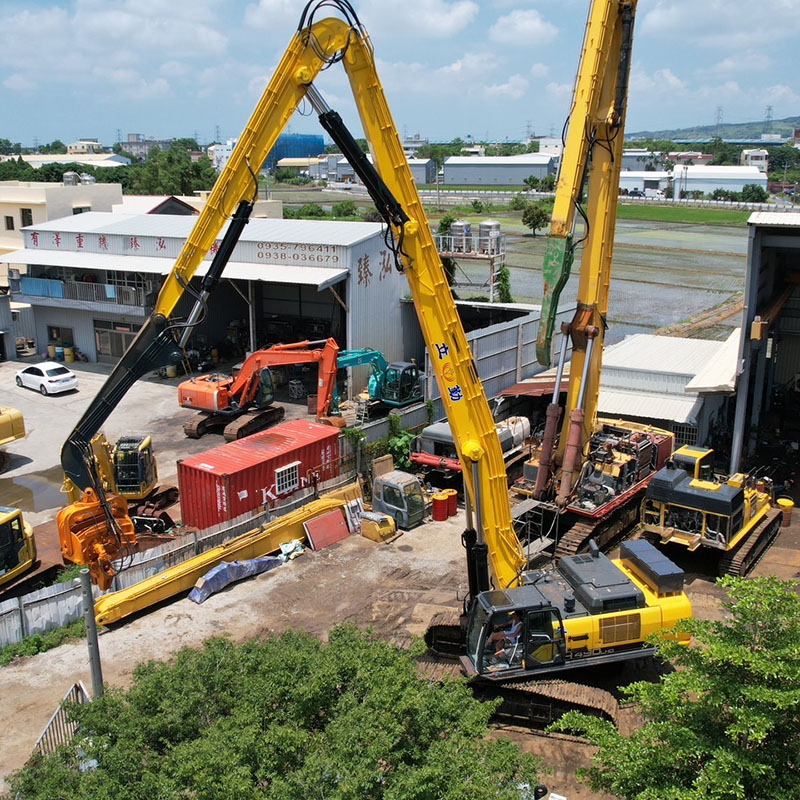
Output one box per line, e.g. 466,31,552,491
718,508,783,577
414,651,620,728
183,412,228,439
554,499,641,559
416,610,621,728
222,405,285,441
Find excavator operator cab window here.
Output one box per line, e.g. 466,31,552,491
0,515,23,572
525,609,565,668
403,481,424,517
399,365,419,398
382,484,404,510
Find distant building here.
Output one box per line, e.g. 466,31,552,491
0,179,122,283
111,196,198,216
402,134,428,157
443,153,555,185
208,138,237,172
122,134,175,160
621,149,662,171
534,137,564,158
740,148,769,173
335,154,435,186
672,165,767,196
0,153,129,169
67,139,104,154
668,151,713,166
262,133,325,170
618,171,670,194
460,145,486,157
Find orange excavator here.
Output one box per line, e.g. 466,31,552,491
178,338,342,440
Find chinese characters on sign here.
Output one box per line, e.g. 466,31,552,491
357,254,373,287
129,236,140,251
210,241,219,255
29,232,39,247
432,341,463,402
51,232,61,248
379,250,392,281
98,235,108,251
75,234,84,249
447,385,464,402
156,237,166,251
434,342,449,360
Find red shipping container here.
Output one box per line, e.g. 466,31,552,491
178,419,340,530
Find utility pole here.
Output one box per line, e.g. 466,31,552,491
80,569,104,698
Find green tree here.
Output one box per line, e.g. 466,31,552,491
741,183,769,202
10,627,540,799
495,265,513,303
471,198,484,213
38,139,67,154
297,202,327,218
708,136,741,166
332,200,358,217
509,193,527,210
437,213,456,234
172,137,200,151
523,175,540,191
552,576,800,800
768,143,800,176
541,173,556,191
0,138,22,155
521,201,550,236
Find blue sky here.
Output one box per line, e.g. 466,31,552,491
1,0,798,147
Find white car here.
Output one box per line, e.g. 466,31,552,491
15,362,78,395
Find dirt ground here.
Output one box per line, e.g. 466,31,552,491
3,505,799,798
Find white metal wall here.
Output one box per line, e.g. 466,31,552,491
424,307,573,408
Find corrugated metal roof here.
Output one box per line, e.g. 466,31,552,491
602,334,725,377
748,211,800,228
445,154,554,166
111,196,194,214
599,388,703,424
24,212,383,246
619,170,671,179
3,248,347,290
685,328,740,393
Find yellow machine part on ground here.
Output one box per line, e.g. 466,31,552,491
93,484,363,626
0,406,25,448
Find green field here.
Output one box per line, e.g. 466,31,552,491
616,203,751,226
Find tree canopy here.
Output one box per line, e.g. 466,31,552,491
552,576,800,800
11,626,540,800
521,201,550,236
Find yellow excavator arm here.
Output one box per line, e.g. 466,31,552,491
532,0,637,501
59,1,525,591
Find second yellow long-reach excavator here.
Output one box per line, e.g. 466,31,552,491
57,0,691,722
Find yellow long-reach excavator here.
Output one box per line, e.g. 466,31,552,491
508,0,674,559
57,0,690,721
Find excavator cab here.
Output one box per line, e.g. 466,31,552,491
112,436,158,500
464,588,567,677
0,506,36,588
372,470,426,529
382,362,422,407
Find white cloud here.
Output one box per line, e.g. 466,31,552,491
546,81,572,101
642,0,800,47
530,62,549,79
3,74,35,92
711,52,771,74
485,74,529,100
0,0,227,100
489,9,558,46
246,0,479,38
763,84,800,107
377,53,500,96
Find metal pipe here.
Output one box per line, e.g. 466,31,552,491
533,330,570,498
471,460,484,545
464,473,474,531
178,293,209,348
305,83,331,115
576,331,596,410
80,569,104,698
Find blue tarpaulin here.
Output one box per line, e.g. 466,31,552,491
188,556,283,604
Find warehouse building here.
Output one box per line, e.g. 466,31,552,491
335,155,436,186
2,214,406,382
672,165,767,197
618,171,670,194
443,154,555,185
0,153,130,169
730,212,800,471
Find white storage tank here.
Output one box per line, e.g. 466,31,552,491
451,219,472,252
478,219,501,254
